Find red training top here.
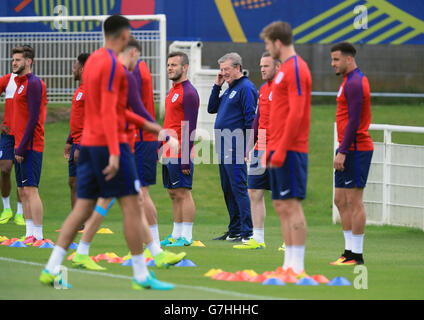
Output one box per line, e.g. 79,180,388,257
268,55,312,167
69,83,85,145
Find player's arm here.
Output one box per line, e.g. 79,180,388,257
270,73,307,168
181,90,199,173
64,133,73,159
15,78,42,160
334,79,363,171
0,75,11,134
126,72,156,123
138,61,156,120
246,107,260,161
207,83,223,114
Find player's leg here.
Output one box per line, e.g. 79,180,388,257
274,198,307,275
343,187,366,264
22,186,44,241
68,176,77,209
332,187,353,264
227,163,252,242
141,186,160,244
167,187,194,246
72,197,115,270
68,144,78,209
40,198,96,286
0,134,15,223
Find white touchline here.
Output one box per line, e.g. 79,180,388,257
0,256,289,300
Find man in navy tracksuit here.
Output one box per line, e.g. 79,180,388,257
208,52,258,242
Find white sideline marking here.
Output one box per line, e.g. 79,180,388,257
0,256,287,300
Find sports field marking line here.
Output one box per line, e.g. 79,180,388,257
0,256,289,300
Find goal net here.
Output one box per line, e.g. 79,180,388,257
0,15,167,113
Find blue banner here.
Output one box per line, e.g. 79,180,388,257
1,0,423,44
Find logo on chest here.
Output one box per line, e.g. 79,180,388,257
17,85,25,95
76,92,83,101
171,93,179,103
337,86,343,98
229,90,237,99
268,91,273,101
275,72,284,84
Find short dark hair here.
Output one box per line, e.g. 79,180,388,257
260,21,293,46
168,51,189,66
331,42,357,57
261,51,281,65
126,36,141,52
103,14,130,39
12,44,35,60
77,53,90,67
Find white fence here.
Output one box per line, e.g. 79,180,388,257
0,15,167,109
332,123,424,230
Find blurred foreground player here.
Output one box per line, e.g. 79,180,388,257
260,21,311,278
40,15,174,290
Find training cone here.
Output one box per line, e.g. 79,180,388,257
97,228,114,234
249,274,268,283
312,274,330,284
175,259,197,267
296,277,319,286
1,238,18,246
39,242,55,248
262,278,286,286
204,268,223,277
243,269,258,277
105,252,119,258
0,236,8,242
107,257,125,263
95,254,109,261
122,259,132,266
44,239,55,245
279,274,299,283
192,240,206,247
328,277,351,286
68,242,78,250
32,240,45,247
212,272,232,280
146,259,156,267
67,252,76,261
8,241,28,248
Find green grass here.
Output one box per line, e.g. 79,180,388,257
0,105,423,300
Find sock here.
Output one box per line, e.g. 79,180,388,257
45,245,67,274
2,196,10,210
291,245,305,274
351,234,364,255
33,225,43,240
149,224,160,245
25,219,34,238
132,254,149,283
16,202,23,215
253,228,264,244
343,230,352,251
181,222,193,241
171,222,183,240
282,245,293,271
76,240,91,255
146,240,163,257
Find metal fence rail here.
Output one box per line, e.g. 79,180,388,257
0,15,167,107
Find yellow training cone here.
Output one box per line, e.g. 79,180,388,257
97,228,114,234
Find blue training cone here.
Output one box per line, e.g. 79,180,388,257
122,259,132,266
8,241,28,248
39,242,55,249
262,278,286,286
146,259,156,267
174,259,197,267
68,243,78,250
296,277,319,286
328,277,351,286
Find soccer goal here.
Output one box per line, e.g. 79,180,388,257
332,123,424,231
0,15,167,112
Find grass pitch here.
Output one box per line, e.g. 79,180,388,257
0,104,423,301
